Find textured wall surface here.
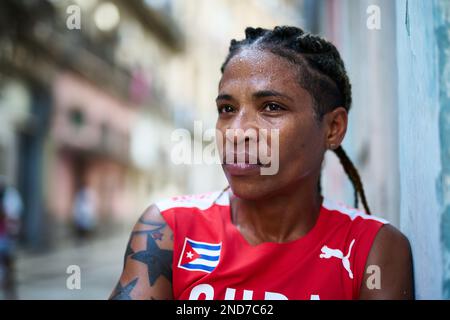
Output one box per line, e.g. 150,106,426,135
396,0,448,299
434,0,450,300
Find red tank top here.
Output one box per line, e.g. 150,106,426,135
157,190,387,300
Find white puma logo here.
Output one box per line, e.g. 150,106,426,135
319,239,355,279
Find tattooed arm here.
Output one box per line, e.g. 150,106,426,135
109,204,174,300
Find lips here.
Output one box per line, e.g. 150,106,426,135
222,152,269,176
223,163,262,176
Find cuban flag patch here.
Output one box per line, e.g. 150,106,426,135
178,237,222,273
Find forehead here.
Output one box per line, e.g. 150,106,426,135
219,48,306,95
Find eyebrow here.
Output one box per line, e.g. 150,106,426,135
216,93,234,102
253,90,294,102
216,90,294,102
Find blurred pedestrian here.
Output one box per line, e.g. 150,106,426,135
0,176,23,300
72,184,97,240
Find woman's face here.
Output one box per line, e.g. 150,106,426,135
216,48,331,200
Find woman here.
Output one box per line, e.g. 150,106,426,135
110,26,414,300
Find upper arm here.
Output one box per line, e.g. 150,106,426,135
359,224,414,300
109,204,174,300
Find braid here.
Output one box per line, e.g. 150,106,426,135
333,146,372,215
221,26,371,214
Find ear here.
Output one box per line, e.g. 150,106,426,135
323,107,348,150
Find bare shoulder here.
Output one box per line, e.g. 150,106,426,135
359,223,414,299
130,204,174,253
140,204,168,223
136,204,173,233
372,224,411,259
109,204,174,300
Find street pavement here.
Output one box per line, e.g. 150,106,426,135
13,230,130,300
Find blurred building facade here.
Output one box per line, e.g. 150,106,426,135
0,0,303,248
0,0,184,248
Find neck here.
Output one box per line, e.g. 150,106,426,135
230,176,323,245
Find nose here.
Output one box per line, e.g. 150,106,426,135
225,108,259,145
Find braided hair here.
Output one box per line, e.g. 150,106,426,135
220,26,372,215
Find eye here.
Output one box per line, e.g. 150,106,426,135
263,102,284,112
218,105,235,114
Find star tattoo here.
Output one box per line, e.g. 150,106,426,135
131,233,172,286
123,237,135,269
111,278,138,300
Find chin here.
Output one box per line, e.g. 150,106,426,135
227,176,277,201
